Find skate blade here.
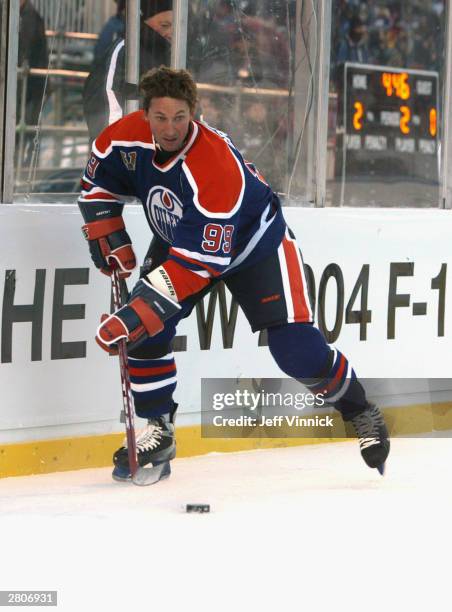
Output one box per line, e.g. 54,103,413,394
112,466,132,482
132,461,171,486
376,463,386,476
112,473,131,482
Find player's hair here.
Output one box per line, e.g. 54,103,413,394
140,66,198,113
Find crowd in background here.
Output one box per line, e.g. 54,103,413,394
15,0,447,196
332,0,445,88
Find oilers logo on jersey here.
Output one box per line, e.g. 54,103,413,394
146,186,183,243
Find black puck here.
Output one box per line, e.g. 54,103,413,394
186,504,210,513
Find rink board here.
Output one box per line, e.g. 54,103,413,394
0,203,451,476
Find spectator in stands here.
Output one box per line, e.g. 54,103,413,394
17,0,49,164
412,10,442,71
333,14,370,95
378,25,412,68
93,0,126,61
333,0,443,73
83,0,172,141
336,15,370,65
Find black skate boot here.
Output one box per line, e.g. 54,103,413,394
346,403,390,474
112,414,176,482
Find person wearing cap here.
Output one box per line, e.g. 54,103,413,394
83,0,172,141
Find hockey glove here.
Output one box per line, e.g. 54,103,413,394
96,278,181,352
82,216,136,278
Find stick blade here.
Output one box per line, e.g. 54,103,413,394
132,461,171,486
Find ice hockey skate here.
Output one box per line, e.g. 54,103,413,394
112,415,176,483
346,403,390,474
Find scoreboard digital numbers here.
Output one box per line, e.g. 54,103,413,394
341,63,439,207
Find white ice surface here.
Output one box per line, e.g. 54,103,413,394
0,438,451,612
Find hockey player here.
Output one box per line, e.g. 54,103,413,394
78,66,390,482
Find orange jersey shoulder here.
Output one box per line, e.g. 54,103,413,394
93,111,153,157
182,122,245,218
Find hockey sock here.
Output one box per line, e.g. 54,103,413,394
127,322,178,418
128,351,177,418
267,322,367,417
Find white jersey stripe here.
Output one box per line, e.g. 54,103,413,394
80,185,123,199
330,348,338,366
93,139,155,159
227,203,276,272
130,376,177,393
278,240,294,323
78,198,121,204
172,247,231,266
285,229,314,321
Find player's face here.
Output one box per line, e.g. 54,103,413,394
147,98,193,152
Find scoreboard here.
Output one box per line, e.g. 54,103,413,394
340,63,439,207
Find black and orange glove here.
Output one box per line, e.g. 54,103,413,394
78,199,136,277
96,278,181,353
82,216,136,278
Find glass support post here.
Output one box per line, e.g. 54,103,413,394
441,0,452,209
288,0,318,205
125,0,140,115
171,0,188,70
1,0,19,204
314,0,332,207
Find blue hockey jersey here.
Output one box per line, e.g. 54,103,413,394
79,110,286,300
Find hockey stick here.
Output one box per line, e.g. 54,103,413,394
111,268,139,477
110,268,171,486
